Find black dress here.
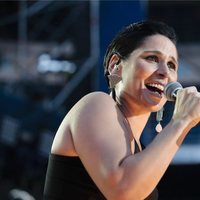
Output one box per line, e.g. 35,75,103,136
43,141,158,200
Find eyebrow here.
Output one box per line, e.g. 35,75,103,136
143,50,178,65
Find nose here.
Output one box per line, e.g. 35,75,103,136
156,63,170,78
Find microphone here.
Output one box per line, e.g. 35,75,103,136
164,82,183,101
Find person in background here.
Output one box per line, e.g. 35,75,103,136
43,20,200,200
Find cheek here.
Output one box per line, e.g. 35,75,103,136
134,61,154,78
169,71,178,82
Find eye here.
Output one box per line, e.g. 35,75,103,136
167,61,177,71
146,55,159,63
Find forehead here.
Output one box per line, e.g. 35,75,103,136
138,34,178,59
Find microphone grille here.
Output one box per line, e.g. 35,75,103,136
164,82,183,101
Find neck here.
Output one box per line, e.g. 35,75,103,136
116,96,151,142
127,114,150,142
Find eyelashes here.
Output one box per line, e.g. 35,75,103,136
145,55,177,71
167,62,176,70
146,55,158,62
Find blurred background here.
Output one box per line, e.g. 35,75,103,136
0,0,200,199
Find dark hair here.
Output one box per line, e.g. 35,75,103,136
104,20,177,94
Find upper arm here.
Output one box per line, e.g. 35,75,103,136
70,92,132,198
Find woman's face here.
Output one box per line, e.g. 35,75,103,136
119,34,178,112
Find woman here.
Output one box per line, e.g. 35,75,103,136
43,21,200,200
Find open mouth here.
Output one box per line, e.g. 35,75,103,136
145,83,164,96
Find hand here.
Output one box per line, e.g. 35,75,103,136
172,86,200,127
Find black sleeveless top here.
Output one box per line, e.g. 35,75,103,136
43,142,158,200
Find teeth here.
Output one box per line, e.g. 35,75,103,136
147,83,164,91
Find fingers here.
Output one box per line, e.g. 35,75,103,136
174,86,200,124
177,86,197,96
177,86,199,102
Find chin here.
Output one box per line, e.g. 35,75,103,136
151,101,166,112
143,100,166,113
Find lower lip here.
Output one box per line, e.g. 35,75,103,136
148,90,163,98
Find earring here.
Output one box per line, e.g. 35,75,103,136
155,107,164,133
107,74,122,89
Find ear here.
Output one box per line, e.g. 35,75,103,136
108,53,121,74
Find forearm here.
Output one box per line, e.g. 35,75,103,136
117,118,191,200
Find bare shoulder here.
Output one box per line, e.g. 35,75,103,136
69,91,120,137
79,91,115,105
69,91,132,177
51,92,115,155
70,91,116,115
